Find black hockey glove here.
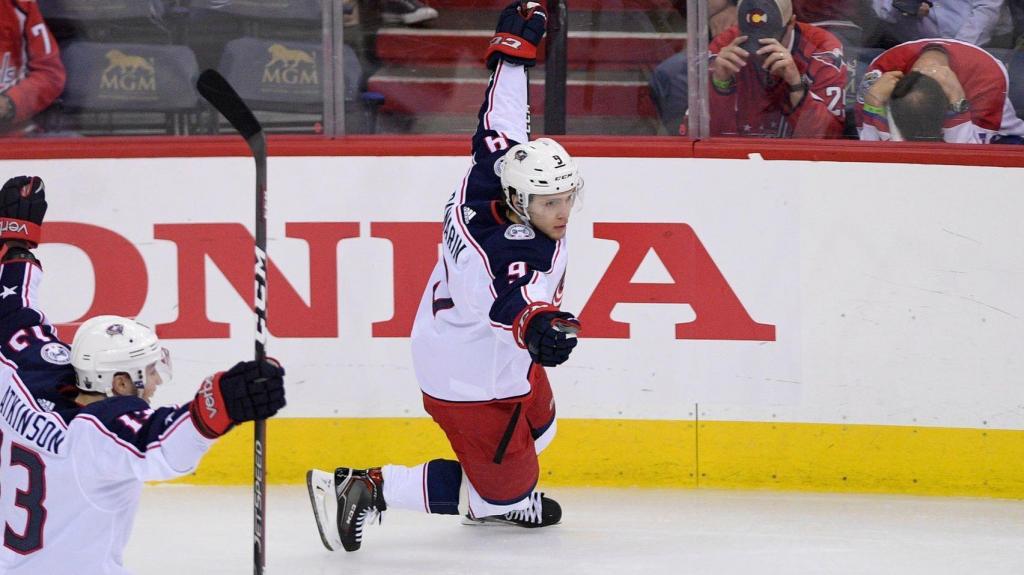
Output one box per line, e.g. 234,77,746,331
486,1,547,70
190,359,286,439
0,176,47,247
525,311,580,367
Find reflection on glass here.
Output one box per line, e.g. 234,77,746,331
704,0,848,139
365,1,685,136
1,1,695,138
5,0,1022,142
0,0,65,137
2,0,371,137
677,0,1024,144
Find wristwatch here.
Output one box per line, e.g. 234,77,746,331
950,98,970,114
787,80,808,93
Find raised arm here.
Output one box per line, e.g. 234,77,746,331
469,2,548,189
0,177,63,366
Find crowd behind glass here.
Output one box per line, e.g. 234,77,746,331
2,0,1022,144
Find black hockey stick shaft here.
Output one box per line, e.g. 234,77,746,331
196,69,269,575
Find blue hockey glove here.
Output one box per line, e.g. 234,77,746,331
0,176,46,247
525,311,580,367
191,359,286,439
486,1,547,70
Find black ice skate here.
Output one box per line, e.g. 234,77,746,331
306,467,387,552
463,492,562,528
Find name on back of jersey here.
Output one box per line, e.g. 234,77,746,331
442,196,469,263
0,386,66,455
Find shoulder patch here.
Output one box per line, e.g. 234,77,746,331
505,224,536,240
40,342,71,365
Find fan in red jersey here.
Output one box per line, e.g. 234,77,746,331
708,0,849,138
856,39,1024,143
0,1,65,135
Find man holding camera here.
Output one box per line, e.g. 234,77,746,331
709,0,848,138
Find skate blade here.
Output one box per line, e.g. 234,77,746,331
306,469,343,551
460,514,516,527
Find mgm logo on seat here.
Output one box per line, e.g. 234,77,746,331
263,43,318,86
100,49,157,94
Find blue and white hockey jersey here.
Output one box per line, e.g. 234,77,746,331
0,255,78,417
410,61,568,403
0,258,214,575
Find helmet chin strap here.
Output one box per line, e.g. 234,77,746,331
511,193,531,222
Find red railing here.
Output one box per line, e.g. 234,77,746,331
2,135,1024,167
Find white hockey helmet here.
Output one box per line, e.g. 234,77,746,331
70,315,171,395
499,138,583,221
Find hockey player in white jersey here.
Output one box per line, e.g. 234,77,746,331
308,0,582,553
0,176,288,575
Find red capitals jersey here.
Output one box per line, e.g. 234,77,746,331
855,39,1024,144
0,0,65,128
709,22,847,138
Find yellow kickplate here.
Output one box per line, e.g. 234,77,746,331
169,418,1024,499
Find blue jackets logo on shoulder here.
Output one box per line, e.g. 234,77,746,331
41,342,71,365
505,224,536,240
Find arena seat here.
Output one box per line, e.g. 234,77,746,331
57,41,200,135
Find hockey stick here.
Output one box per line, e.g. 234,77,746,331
196,69,269,575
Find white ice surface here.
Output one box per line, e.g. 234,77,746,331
126,485,1024,575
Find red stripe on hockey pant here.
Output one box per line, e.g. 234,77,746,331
525,364,555,437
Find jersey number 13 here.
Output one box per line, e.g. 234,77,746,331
0,430,47,555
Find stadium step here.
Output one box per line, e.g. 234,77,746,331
368,1,682,135
375,8,685,67
367,65,656,117
377,112,663,136
428,0,678,11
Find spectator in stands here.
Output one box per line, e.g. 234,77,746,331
708,0,848,138
871,0,1010,47
648,0,730,134
0,0,66,135
856,38,1024,142
650,0,859,135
